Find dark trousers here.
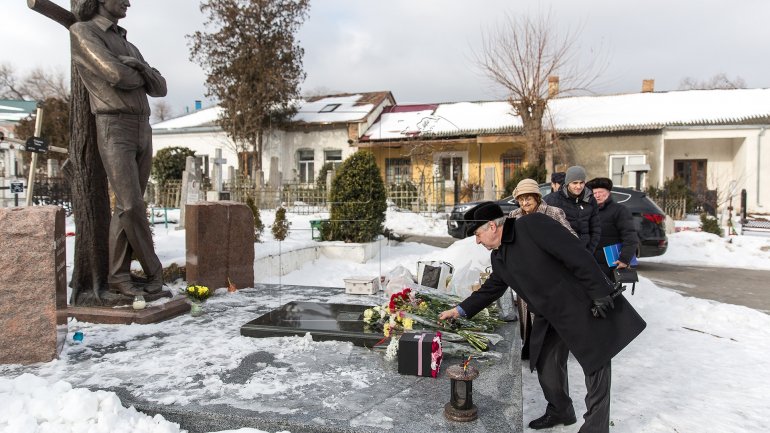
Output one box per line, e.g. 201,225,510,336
96,114,161,284
535,325,574,419
535,325,612,433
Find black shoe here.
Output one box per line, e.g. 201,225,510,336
528,413,577,430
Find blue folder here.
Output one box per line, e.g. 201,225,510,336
603,243,638,267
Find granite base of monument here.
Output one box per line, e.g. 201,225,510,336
63,295,189,325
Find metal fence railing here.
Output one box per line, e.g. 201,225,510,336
141,173,458,215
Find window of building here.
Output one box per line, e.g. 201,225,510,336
324,150,343,170
610,154,646,187
319,104,341,113
440,157,463,182
385,158,411,184
298,149,315,184
502,155,523,183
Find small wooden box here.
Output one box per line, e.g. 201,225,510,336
344,277,379,295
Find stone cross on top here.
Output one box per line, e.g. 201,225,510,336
211,148,227,192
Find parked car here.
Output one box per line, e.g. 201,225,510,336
446,184,668,258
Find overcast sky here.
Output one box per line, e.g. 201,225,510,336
3,0,769,117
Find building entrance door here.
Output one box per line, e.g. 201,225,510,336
674,159,707,192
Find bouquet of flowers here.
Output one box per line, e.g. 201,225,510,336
183,284,211,302
363,288,503,353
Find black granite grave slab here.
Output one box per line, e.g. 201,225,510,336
241,301,425,347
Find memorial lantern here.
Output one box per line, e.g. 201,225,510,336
444,362,479,422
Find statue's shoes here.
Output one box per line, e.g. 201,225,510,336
109,281,148,297
142,275,165,294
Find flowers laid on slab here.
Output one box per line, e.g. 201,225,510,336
364,288,504,353
183,284,211,303
430,332,443,378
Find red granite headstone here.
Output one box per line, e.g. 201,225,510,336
186,201,254,290
0,206,67,364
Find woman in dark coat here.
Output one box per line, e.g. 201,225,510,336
586,177,639,281
440,204,646,433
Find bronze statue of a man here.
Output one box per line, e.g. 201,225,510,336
70,0,166,297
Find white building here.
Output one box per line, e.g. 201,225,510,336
151,92,395,185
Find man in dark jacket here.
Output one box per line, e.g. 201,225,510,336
544,166,601,253
586,177,639,281
439,202,646,433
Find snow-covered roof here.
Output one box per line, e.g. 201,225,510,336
361,88,770,141
0,99,37,122
152,91,393,131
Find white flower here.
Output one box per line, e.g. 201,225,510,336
384,337,399,361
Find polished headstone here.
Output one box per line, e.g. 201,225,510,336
241,301,404,347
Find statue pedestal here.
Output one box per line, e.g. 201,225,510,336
63,296,190,325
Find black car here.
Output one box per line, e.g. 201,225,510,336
446,184,668,258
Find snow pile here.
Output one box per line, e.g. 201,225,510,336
0,374,182,433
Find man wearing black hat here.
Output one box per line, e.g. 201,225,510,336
586,177,639,281
439,202,646,433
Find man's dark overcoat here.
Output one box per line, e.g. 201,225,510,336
458,213,646,375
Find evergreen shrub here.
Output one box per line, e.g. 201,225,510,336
323,151,387,242
245,195,265,242
700,213,722,236
271,206,290,241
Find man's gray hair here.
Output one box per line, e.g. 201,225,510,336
74,0,99,21
492,216,507,227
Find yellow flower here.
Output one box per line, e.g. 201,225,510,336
383,323,391,338
403,318,414,330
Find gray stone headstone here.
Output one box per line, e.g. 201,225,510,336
212,148,227,192
268,157,280,190
179,156,201,228
207,149,228,202
0,206,66,364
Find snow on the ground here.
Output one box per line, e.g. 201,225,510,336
639,230,770,270
17,209,770,433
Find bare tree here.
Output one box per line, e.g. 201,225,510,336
189,0,309,179
0,63,69,101
152,99,174,123
679,73,746,90
476,12,604,166
0,63,26,100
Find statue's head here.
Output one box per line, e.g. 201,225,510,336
74,0,129,22
73,0,99,21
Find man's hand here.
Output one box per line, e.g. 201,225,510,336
613,260,628,269
438,307,460,321
591,295,615,318
119,55,147,72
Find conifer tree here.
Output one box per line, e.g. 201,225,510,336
325,151,387,243
245,196,265,242
271,206,290,241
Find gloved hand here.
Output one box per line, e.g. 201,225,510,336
591,295,615,318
